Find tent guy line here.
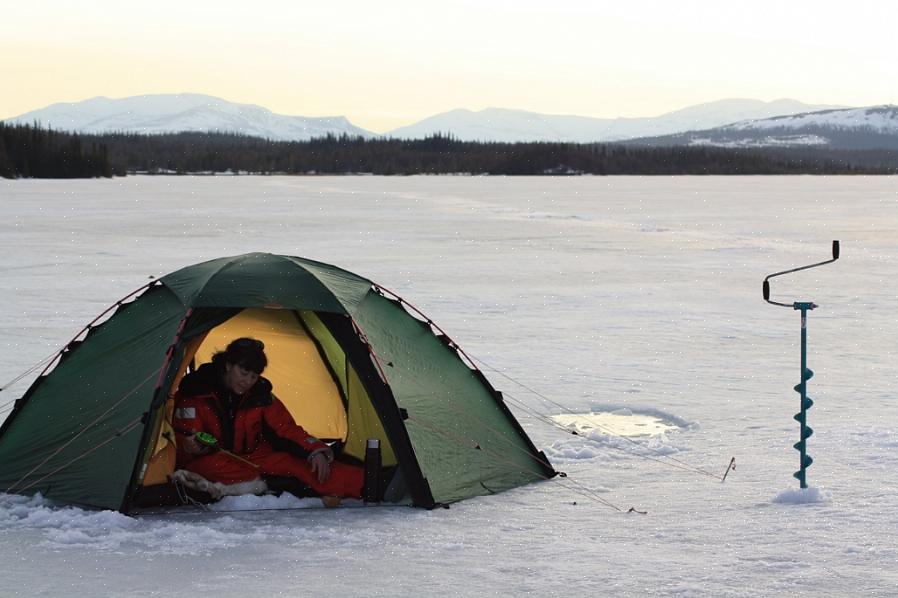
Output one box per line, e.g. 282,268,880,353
0,348,61,394
0,282,159,413
13,418,143,496
6,368,162,494
474,355,732,482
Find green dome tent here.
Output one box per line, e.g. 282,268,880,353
0,253,556,512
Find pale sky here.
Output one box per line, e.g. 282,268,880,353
2,0,896,132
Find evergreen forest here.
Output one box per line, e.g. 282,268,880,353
2,122,897,179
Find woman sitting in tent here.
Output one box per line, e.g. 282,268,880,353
172,337,364,505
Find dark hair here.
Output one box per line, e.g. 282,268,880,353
211,337,267,374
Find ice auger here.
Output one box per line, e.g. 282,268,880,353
763,241,840,488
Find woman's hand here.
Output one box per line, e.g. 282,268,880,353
308,450,333,483
183,433,212,456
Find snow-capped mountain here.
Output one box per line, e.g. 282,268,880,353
5,94,375,141
5,95,873,145
385,99,845,143
626,105,898,150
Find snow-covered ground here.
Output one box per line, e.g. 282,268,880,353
1,175,897,596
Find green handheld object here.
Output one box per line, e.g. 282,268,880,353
195,432,218,447
193,432,259,469
193,431,260,469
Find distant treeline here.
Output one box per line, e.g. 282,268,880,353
2,122,897,179
0,123,114,178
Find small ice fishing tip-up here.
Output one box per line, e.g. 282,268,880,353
763,241,840,489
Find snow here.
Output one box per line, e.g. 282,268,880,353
5,93,375,141
689,135,830,148
772,487,830,505
2,175,898,596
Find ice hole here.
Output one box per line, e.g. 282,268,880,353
551,411,681,438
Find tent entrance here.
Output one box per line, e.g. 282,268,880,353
196,308,349,441
139,307,397,492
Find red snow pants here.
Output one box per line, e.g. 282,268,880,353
184,444,364,498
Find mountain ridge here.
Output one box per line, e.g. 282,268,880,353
624,105,898,150
6,93,374,141
5,94,848,143
384,99,846,142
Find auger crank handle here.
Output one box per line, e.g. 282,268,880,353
763,240,839,307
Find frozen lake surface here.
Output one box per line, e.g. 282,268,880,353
1,175,897,596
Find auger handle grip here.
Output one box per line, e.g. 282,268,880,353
763,240,840,308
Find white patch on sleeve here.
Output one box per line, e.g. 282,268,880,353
174,407,196,419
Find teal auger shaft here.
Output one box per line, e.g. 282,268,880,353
793,303,816,488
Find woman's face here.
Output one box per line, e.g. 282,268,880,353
223,363,259,395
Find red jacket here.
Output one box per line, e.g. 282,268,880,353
172,363,330,466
